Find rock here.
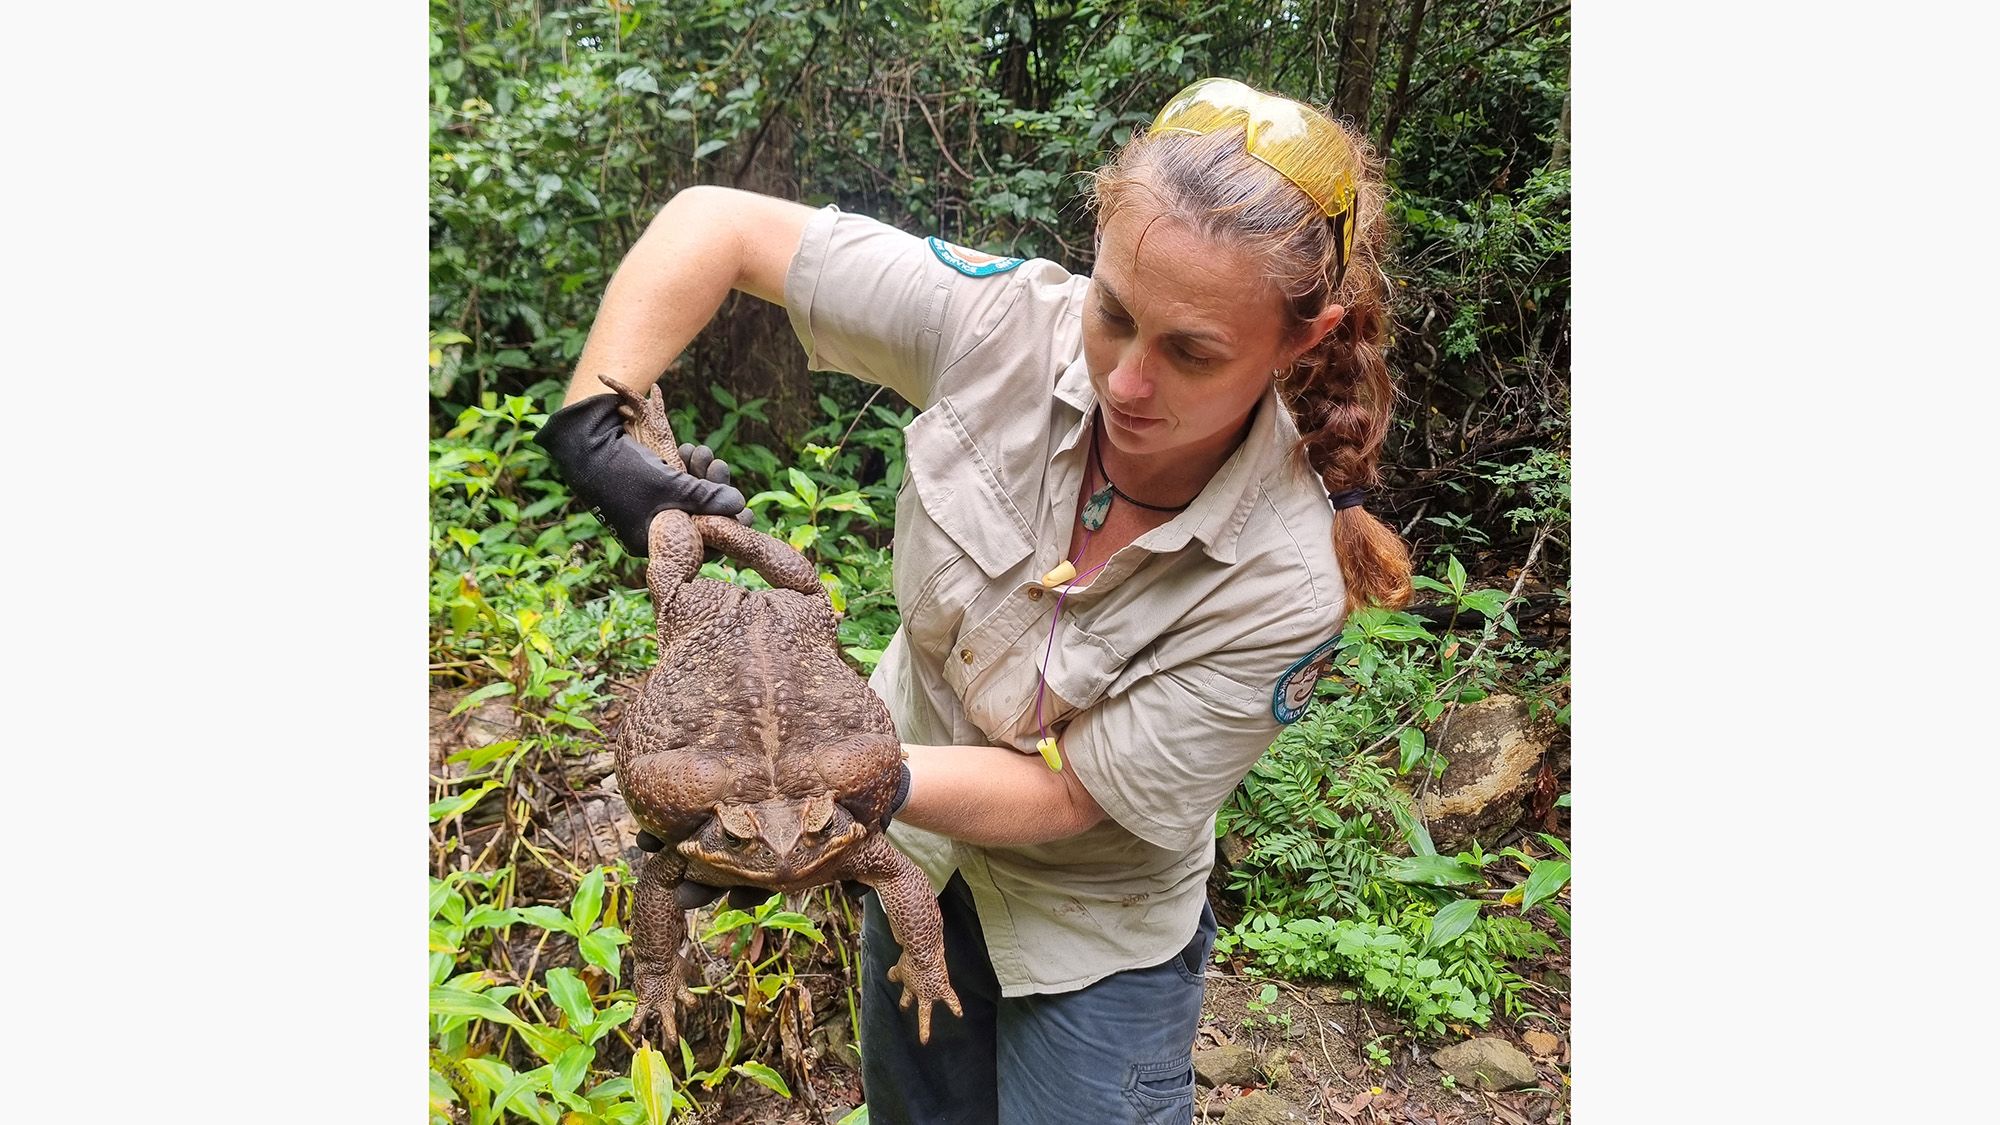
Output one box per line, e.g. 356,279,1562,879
1311,986,1344,1004
1522,1029,1560,1057
429,689,521,775
1219,1091,1309,1125
1402,695,1558,853
1193,1044,1263,1089
542,794,641,864
1431,1037,1538,1091
810,1010,862,1072
1259,1049,1293,1089
1217,830,1253,869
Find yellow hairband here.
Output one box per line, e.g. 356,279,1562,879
1147,77,1358,283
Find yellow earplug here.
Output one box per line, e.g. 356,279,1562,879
1035,736,1064,771
1040,560,1077,587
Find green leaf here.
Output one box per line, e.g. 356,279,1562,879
545,967,595,1031
1458,590,1507,618
1385,855,1485,887
430,986,526,1030
693,138,727,160
571,869,606,936
786,467,819,507
1446,556,1467,594
578,928,627,981
732,1062,791,1097
429,780,503,822
1543,902,1572,937
449,681,515,717
520,905,573,934
631,1048,674,1125
1397,728,1428,774
837,1107,870,1125
745,489,805,511
1519,860,1571,913
760,912,826,942
1536,833,1571,859
1426,899,1482,949
702,909,755,940
551,1044,593,1095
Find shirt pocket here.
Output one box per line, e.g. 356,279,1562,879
949,615,1124,751
893,396,1034,663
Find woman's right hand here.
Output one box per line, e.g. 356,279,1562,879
536,392,750,556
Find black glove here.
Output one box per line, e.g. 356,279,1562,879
536,392,751,556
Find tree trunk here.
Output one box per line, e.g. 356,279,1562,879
1548,87,1570,169
1376,0,1429,158
1335,0,1388,128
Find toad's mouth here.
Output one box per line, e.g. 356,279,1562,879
681,821,869,883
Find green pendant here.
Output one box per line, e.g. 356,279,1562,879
1082,484,1113,530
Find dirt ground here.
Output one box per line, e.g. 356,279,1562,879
699,953,1572,1125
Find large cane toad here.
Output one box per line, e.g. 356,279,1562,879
597,377,961,1049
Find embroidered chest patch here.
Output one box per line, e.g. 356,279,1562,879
1273,635,1342,724
927,236,1024,277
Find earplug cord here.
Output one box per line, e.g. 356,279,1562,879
1033,527,1113,765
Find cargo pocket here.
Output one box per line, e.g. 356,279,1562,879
1123,1056,1196,1124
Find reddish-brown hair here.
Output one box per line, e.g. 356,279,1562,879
1088,108,1413,614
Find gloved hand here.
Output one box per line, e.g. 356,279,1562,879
535,392,753,556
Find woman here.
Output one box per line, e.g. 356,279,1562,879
540,77,1412,1125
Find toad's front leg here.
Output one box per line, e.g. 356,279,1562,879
843,834,962,1044
629,849,698,1049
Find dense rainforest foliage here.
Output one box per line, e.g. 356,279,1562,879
429,2,1569,1121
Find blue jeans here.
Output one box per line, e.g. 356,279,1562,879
859,872,1216,1125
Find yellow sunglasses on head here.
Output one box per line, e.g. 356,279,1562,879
1148,78,1358,284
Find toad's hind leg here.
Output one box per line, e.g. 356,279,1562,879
693,515,824,601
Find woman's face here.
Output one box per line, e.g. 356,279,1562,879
1082,201,1302,464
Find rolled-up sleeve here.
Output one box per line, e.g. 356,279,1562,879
783,206,1039,409
1061,634,1316,855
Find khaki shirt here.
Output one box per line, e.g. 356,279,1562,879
785,206,1349,995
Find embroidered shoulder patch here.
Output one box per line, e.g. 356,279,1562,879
927,236,1024,278
1273,635,1342,724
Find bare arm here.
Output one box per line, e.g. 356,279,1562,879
894,740,1108,847
561,186,818,406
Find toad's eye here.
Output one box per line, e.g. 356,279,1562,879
720,824,750,845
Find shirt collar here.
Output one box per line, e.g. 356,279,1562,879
1049,356,1304,565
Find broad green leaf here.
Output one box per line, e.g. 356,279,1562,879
760,912,825,943
571,869,606,936
837,1107,870,1125
429,780,502,822
1385,855,1484,887
445,739,522,770
430,878,461,922
746,489,805,511
551,1044,593,1095
1536,833,1571,858
578,929,625,981
733,1062,792,1097
449,681,515,717
786,467,819,507
1519,860,1571,913
1397,728,1428,774
545,967,595,1031
1543,902,1572,937
492,1066,555,1125
430,986,526,1029
1446,556,1467,594
1458,590,1507,618
1426,899,1482,949
465,906,522,930
693,138,727,160
520,905,573,934
703,909,755,939
631,1048,674,1125
587,1002,636,1044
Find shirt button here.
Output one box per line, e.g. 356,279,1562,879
960,648,975,664
1027,586,1044,601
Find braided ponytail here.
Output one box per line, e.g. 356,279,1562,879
1090,105,1412,614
